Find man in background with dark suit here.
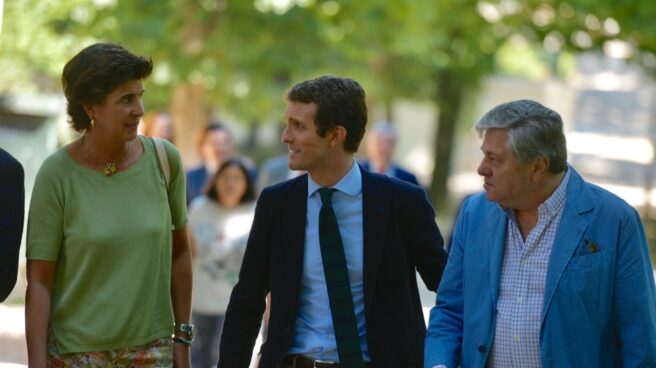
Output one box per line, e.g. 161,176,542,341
360,121,419,186
185,122,236,206
186,122,257,207
0,148,24,302
218,76,447,368
256,153,300,194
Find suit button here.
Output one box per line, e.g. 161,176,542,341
478,345,486,353
286,327,292,335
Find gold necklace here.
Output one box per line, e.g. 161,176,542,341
82,135,131,176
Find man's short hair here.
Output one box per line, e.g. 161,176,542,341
475,99,567,174
197,121,233,147
287,76,368,153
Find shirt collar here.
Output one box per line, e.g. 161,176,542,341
308,159,362,198
539,166,570,217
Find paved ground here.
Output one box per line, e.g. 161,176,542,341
0,305,26,366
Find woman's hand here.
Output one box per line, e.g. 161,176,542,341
25,260,57,368
172,341,191,368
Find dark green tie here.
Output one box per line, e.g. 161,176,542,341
317,188,364,368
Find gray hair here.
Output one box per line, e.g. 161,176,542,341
475,99,567,174
370,121,397,137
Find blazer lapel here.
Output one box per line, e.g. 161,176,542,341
486,204,507,311
361,169,389,314
541,169,592,324
283,175,308,301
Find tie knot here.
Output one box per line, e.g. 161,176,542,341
318,187,335,206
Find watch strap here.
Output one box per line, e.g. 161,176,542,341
172,336,192,346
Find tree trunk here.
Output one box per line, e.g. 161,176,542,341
168,1,225,168
384,98,393,122
246,119,259,154
170,83,209,168
430,70,465,210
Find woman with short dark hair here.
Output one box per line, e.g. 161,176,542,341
25,43,192,367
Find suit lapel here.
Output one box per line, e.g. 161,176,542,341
486,204,507,310
541,170,591,324
361,169,389,314
283,175,308,302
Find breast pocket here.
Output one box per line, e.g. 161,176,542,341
563,252,605,313
569,251,603,271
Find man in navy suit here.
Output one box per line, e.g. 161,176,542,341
185,122,257,206
185,122,236,206
218,76,447,368
360,121,420,186
0,148,24,302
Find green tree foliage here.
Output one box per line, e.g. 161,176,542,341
0,0,91,93
2,0,655,205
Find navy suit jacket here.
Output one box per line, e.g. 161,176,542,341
0,148,24,302
360,160,420,186
185,165,208,206
218,167,447,368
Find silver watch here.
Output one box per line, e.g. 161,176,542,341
175,323,195,340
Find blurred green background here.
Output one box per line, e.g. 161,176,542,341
2,0,656,279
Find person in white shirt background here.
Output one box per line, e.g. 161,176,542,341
188,158,256,368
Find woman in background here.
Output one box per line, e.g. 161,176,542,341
188,158,256,368
25,43,192,367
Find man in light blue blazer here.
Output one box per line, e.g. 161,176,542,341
425,100,656,368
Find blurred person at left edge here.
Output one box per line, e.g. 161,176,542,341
25,43,193,367
0,148,24,302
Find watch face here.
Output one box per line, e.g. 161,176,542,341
177,323,194,337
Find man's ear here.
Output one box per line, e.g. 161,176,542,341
531,156,550,181
330,125,347,147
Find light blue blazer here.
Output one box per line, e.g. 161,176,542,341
425,168,656,368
